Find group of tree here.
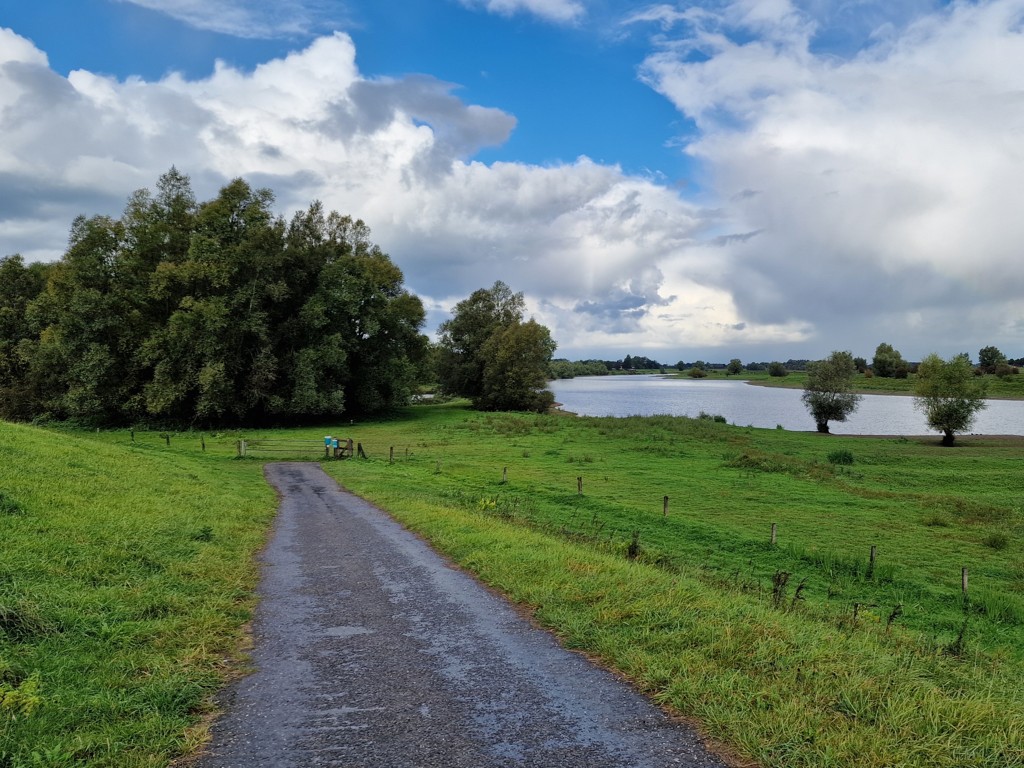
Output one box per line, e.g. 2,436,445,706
548,359,609,379
0,169,432,426
435,281,556,412
802,349,988,444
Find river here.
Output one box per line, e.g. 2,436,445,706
547,376,1024,436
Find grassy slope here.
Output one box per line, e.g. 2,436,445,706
0,423,275,767
4,407,1024,766
319,404,1024,768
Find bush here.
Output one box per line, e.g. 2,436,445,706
768,361,788,377
688,368,708,378
827,449,854,465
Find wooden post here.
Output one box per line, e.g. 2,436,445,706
241,440,247,457
771,522,777,546
502,466,508,484
577,476,583,496
130,430,135,443
201,436,206,452
165,433,170,447
390,446,394,464
663,495,669,517
962,567,969,596
347,439,354,458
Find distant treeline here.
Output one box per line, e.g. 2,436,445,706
549,356,815,379
0,170,427,427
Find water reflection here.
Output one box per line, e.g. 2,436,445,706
547,376,1024,436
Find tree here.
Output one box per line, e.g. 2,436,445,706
10,171,425,426
0,255,50,420
768,361,788,377
978,345,1007,373
801,351,862,433
871,342,905,378
437,281,556,412
914,353,987,446
726,358,743,375
477,319,556,412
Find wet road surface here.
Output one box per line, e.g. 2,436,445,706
195,462,727,768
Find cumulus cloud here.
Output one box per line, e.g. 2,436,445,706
634,0,1024,357
458,0,586,24
1,26,765,356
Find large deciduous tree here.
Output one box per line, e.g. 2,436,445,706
871,342,907,378
2,170,425,426
437,281,556,412
0,256,50,420
914,353,987,446
978,345,1007,373
801,350,862,433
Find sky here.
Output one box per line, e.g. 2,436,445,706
2,0,1023,363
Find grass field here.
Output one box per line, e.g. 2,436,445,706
0,423,275,767
669,368,1024,399
3,405,1023,766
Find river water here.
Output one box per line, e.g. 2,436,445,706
547,376,1024,436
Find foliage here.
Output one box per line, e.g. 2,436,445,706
0,170,425,425
437,281,556,412
914,353,988,445
726,358,743,375
827,448,855,465
548,359,609,379
872,342,906,378
801,350,862,433
767,361,788,377
979,345,1007,373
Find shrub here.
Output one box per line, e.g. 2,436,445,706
688,367,708,378
827,449,854,465
768,361,788,377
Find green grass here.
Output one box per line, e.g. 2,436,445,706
697,369,1024,399
0,423,275,767
317,404,1024,767
5,406,1024,766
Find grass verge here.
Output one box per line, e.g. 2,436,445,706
0,422,275,767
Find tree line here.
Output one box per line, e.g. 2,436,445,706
0,171,561,427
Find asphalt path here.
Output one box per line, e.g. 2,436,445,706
195,462,728,768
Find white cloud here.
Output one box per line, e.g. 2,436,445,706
2,26,779,356
458,0,586,24
114,0,331,38
635,0,1024,358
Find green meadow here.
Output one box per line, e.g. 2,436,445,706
0,423,275,767
3,403,1024,766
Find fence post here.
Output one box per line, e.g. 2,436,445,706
390,446,395,464
770,523,777,546
962,567,969,596
502,466,508,484
663,495,669,517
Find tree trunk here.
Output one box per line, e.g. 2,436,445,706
816,422,830,434
942,430,955,446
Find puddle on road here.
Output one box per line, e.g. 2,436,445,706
323,625,374,639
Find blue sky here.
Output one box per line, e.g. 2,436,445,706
3,1,1024,362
